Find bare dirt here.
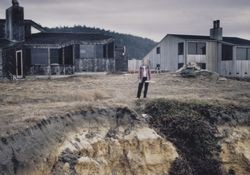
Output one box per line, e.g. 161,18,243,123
0,73,249,136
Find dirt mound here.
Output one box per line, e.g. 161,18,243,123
176,64,219,80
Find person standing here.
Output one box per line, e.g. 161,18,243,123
137,60,151,98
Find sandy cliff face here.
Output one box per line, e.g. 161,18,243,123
53,127,177,175
0,106,178,175
219,126,250,175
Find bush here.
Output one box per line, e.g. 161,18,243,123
169,158,193,175
145,99,223,175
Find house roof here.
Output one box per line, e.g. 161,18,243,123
169,34,214,41
222,37,250,46
24,20,46,32
25,32,113,45
168,34,250,46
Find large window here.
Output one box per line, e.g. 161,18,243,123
222,44,233,61
108,42,114,58
103,45,107,58
80,45,95,58
188,42,206,55
74,44,80,59
236,47,249,60
178,43,184,55
188,42,197,54
31,48,48,65
197,43,206,54
64,45,73,65
248,49,250,60
96,45,103,58
50,49,59,64
156,47,161,54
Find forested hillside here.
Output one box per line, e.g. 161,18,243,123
46,26,156,59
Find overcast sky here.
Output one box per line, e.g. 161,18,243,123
1,0,250,41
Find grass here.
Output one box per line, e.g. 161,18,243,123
0,73,249,136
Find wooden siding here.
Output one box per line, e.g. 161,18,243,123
206,41,218,72
128,59,142,72
220,61,234,76
144,36,220,72
144,35,185,71
236,60,250,77
0,49,2,78
220,46,250,77
187,55,206,64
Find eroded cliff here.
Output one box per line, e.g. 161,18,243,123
0,106,178,175
144,99,250,175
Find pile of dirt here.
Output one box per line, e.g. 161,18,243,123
176,64,219,80
144,99,250,175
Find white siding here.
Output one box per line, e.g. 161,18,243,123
187,55,206,64
206,41,218,72
128,59,142,72
178,55,184,63
143,35,185,71
186,40,218,71
143,34,250,77
221,61,234,76
236,61,250,77
220,46,250,77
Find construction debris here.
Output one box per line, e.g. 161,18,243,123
176,63,219,80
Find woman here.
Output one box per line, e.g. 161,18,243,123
137,60,151,98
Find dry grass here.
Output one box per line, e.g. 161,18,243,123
0,73,249,136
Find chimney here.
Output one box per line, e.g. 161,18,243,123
210,20,223,41
5,0,25,42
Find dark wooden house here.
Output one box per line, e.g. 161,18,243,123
0,0,128,79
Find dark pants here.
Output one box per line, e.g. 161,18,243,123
137,77,149,98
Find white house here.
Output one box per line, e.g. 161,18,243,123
144,20,250,77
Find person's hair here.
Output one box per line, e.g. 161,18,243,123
143,59,149,66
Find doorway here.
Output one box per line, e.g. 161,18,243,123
16,50,23,78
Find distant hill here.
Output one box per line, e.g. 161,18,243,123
46,26,156,59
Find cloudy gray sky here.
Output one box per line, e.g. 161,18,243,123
1,0,250,41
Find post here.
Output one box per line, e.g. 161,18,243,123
63,47,65,75
48,48,51,79
72,45,75,73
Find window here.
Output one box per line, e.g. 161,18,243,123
31,48,48,65
178,43,184,55
178,63,184,69
197,63,206,69
188,42,206,55
103,45,107,58
248,49,250,60
188,42,197,54
236,48,247,60
96,45,103,58
197,43,206,54
108,42,114,58
64,45,73,65
222,44,233,60
80,45,95,58
156,47,160,54
74,44,80,59
50,49,59,64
